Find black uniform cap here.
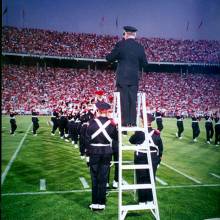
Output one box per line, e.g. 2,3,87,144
96,101,111,110
147,113,155,123
10,113,15,117
123,26,137,32
129,113,155,145
129,131,145,145
32,111,37,116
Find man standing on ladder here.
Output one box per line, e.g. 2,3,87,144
106,26,148,128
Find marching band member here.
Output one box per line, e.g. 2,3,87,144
85,101,118,211
129,113,163,205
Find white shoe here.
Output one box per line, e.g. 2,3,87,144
72,141,75,145
65,139,69,142
89,204,99,209
175,132,178,137
33,134,37,136
112,180,118,188
98,204,105,209
64,134,69,138
210,139,212,142
193,138,197,142
207,141,210,144
51,133,55,136
60,136,64,139
106,183,109,188
80,156,85,160
179,137,183,140
74,144,78,149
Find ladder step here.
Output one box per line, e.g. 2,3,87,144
122,164,150,170
121,184,153,190
121,126,146,132
121,145,149,151
121,203,156,211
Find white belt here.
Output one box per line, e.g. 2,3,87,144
156,116,162,118
177,119,183,121
192,121,198,123
90,143,111,147
136,150,158,154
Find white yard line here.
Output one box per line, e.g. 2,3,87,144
210,173,220,179
40,179,46,191
156,177,168,185
2,183,220,196
204,218,220,220
161,162,202,184
79,177,89,189
1,124,32,186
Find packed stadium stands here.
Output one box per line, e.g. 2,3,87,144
2,64,220,115
2,26,220,63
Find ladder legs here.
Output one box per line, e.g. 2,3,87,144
113,92,160,220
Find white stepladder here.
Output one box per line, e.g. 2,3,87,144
113,92,160,220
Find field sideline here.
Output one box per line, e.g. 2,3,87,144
1,115,220,220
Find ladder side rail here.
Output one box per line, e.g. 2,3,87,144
136,92,142,127
113,92,117,120
142,93,160,220
115,92,123,220
133,92,142,202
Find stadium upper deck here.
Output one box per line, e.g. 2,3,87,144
2,26,220,64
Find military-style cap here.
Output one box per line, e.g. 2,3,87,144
96,101,111,110
32,111,37,116
129,131,145,145
147,113,155,123
10,113,15,117
123,26,137,32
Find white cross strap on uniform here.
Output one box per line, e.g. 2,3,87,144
113,92,160,220
148,130,159,155
91,119,112,143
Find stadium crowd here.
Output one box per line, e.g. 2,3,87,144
2,64,220,115
2,26,220,63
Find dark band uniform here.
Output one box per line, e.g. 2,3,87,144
176,114,184,138
79,112,93,156
32,112,39,135
214,116,220,145
85,102,118,210
67,115,78,145
155,111,163,132
59,112,68,138
107,139,119,188
129,116,163,203
10,113,17,135
51,111,59,135
106,26,148,126
204,114,214,143
191,115,200,140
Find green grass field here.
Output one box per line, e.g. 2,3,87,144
1,115,220,220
